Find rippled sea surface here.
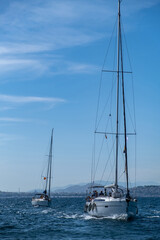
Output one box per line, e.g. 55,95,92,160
0,196,160,239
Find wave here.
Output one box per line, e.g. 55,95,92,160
147,215,160,219
41,208,53,214
84,213,128,221
57,212,85,219
153,210,160,214
51,211,128,221
62,213,79,219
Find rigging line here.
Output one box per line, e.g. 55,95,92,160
93,113,111,180
99,112,117,185
125,100,136,132
131,72,136,131
117,137,125,178
121,20,133,72
95,17,118,131
109,75,114,115
128,174,132,189
95,79,117,132
105,151,116,185
95,72,103,131
102,16,118,71
121,20,136,131
100,138,116,183
93,134,105,181
118,170,125,181
91,134,96,184
110,110,116,156
91,144,93,184
110,30,117,116
122,20,137,194
118,137,125,159
134,134,137,196
131,73,136,131
41,137,52,180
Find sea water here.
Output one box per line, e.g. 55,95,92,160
0,196,160,239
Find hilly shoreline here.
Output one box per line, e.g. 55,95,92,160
1,185,160,197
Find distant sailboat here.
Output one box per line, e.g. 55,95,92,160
32,129,53,207
85,0,138,218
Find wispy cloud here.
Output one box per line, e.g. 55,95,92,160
0,117,29,123
0,94,65,104
0,94,66,111
0,44,52,55
66,62,99,74
0,56,98,76
0,58,42,73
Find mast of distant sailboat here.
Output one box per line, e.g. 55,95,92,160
45,129,53,198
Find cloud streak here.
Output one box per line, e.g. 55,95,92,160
0,94,65,104
0,117,30,123
0,94,66,112
66,62,99,74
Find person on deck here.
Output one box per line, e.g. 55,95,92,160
99,191,104,196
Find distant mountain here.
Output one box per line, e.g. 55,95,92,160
52,181,137,194
54,183,91,193
130,185,160,197
53,183,160,197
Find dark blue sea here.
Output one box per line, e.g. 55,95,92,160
0,196,160,239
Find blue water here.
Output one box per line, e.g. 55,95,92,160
0,197,160,239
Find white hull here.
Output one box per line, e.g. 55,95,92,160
32,199,51,207
85,196,137,219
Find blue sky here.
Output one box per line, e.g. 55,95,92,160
0,0,160,192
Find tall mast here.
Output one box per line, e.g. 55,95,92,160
119,24,129,196
115,0,121,190
48,128,53,198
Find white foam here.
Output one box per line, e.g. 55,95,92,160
41,208,53,214
84,213,128,220
147,215,160,219
84,214,97,220
57,212,85,219
63,213,78,219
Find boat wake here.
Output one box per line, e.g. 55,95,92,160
84,214,128,221
57,212,84,219
62,213,82,219
57,212,128,221
41,208,53,214
147,215,160,219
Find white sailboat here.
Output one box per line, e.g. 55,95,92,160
85,0,138,219
32,129,54,207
